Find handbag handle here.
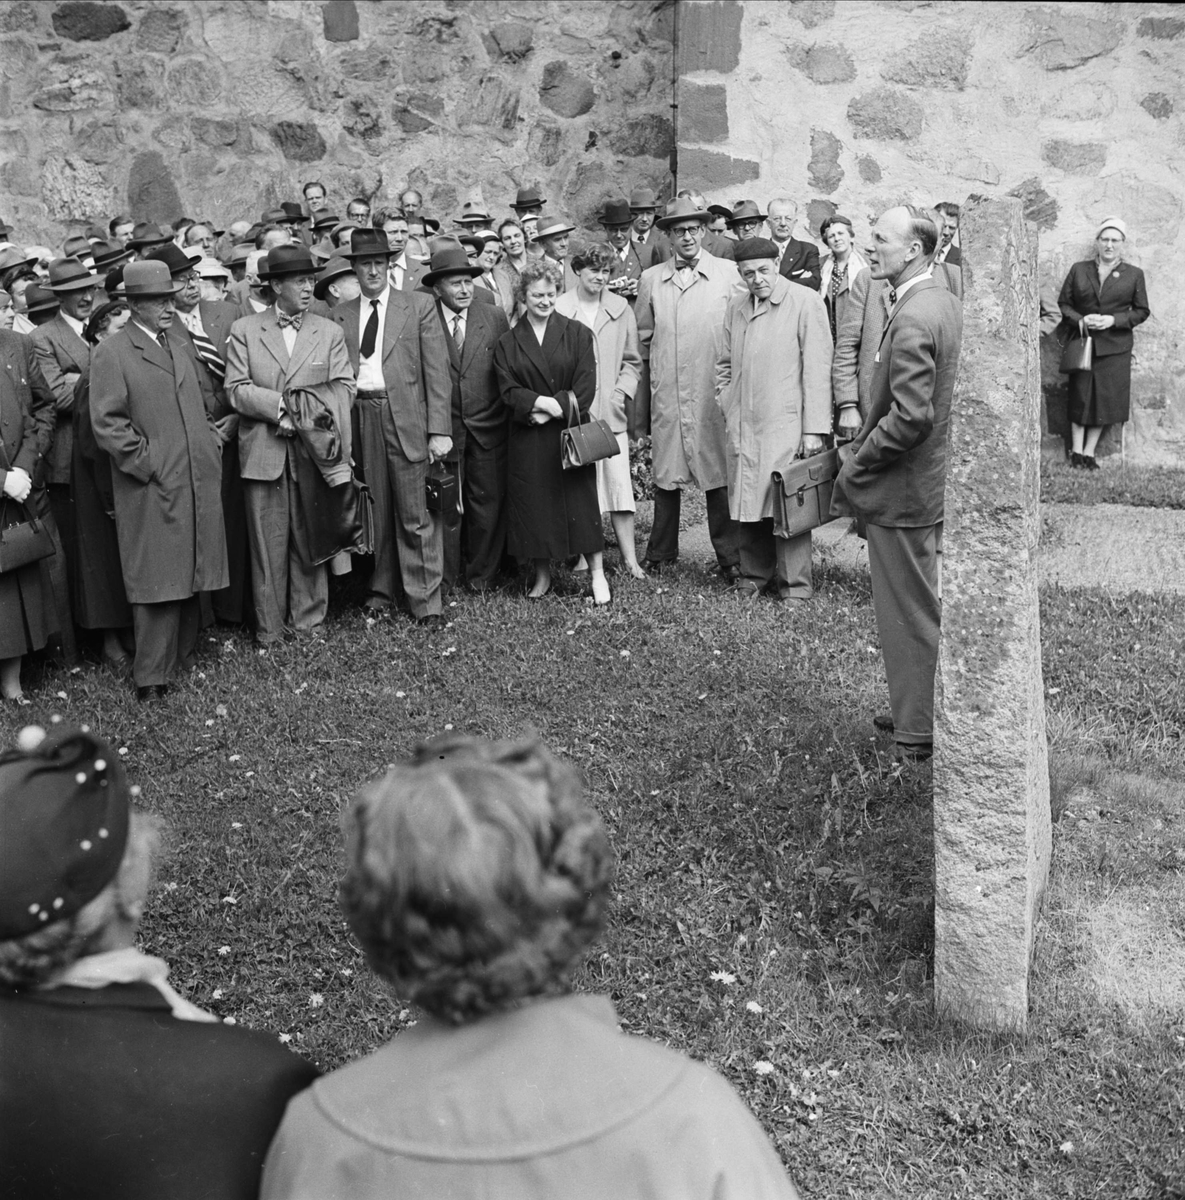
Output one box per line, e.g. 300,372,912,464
0,497,42,542
562,390,581,428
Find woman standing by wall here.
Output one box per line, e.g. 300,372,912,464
1057,217,1150,469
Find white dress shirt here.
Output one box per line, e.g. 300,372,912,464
61,310,85,340
356,286,391,392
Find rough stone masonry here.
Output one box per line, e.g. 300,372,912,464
933,195,1052,1032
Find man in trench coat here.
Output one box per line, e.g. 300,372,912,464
635,198,742,576
90,260,228,700
716,238,833,600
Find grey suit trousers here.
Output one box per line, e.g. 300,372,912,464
355,392,443,619
866,522,941,745
243,448,328,642
131,595,200,687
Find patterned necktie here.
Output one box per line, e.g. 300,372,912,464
888,287,898,307
156,331,168,350
185,317,225,381
277,309,304,331
360,299,379,358
452,313,465,352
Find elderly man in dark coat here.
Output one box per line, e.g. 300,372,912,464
90,260,228,701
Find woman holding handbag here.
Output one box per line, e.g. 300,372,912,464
556,243,645,579
493,259,609,604
0,309,57,702
1057,216,1150,469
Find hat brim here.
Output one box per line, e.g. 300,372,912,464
259,263,319,279
313,270,353,299
655,213,709,231
422,264,485,287
25,299,61,313
115,280,185,298
340,244,393,260
47,275,102,292
511,201,546,212
535,224,575,239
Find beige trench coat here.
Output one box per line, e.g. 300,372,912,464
715,275,833,522
636,252,741,492
554,288,641,433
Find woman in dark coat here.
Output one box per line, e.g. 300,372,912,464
493,258,609,604
0,313,56,701
1057,216,1150,469
72,300,133,665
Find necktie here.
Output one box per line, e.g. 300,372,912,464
186,319,225,381
277,309,304,331
888,287,898,307
452,313,465,352
156,332,168,350
360,299,379,358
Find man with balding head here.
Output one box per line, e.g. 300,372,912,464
767,199,820,291
832,206,962,762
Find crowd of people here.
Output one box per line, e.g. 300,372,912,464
0,180,1149,760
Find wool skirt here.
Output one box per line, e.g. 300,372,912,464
1067,350,1132,426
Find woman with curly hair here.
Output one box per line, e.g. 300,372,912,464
493,257,610,603
261,734,801,1199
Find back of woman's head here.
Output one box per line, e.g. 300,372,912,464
341,736,613,1025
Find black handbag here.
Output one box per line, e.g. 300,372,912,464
559,391,620,470
771,447,840,540
1059,321,1093,373
0,498,55,574
425,461,462,529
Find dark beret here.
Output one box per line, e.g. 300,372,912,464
732,237,780,262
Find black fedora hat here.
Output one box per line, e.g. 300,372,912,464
146,243,202,277
24,284,60,315
127,221,172,250
598,197,633,226
313,256,354,300
279,202,309,225
510,186,546,212
45,257,101,292
91,241,132,271
422,244,484,287
259,245,318,279
341,228,394,260
115,260,185,298
310,208,339,233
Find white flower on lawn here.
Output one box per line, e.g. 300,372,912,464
746,1000,764,1014
309,992,324,1007
228,754,241,763
216,704,228,717
231,822,243,830
754,1061,775,1076
279,1033,292,1044
212,988,223,1000
217,945,231,956
223,1016,237,1025
710,970,737,985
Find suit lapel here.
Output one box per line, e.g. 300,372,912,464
1098,261,1124,300
878,277,939,347
516,316,555,390
382,291,411,364
126,319,175,375
437,301,462,372
284,321,319,379
53,314,90,369
260,310,291,370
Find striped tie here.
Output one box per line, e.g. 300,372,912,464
187,322,225,381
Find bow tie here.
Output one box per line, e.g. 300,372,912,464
676,258,698,271
277,309,304,330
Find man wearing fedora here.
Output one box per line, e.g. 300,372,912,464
635,198,742,578
311,256,358,314
148,244,251,628
425,242,511,591
33,256,106,657
677,191,736,261
126,222,173,260
332,228,452,628
90,259,228,699
599,197,653,299
629,187,672,265
533,216,578,293
225,245,355,644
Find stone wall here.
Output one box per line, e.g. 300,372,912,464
0,0,673,239
676,0,1185,466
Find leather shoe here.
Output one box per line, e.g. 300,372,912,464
641,559,668,575
363,597,390,614
136,684,168,703
1083,454,1100,471
415,613,447,631
1069,451,1084,468
896,741,932,762
873,712,894,733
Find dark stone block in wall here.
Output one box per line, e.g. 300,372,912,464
343,96,383,142
806,198,837,235
456,74,521,133
338,46,397,82
485,21,533,62
857,154,882,183
882,30,972,89
1,2,39,32
678,147,760,191
676,1,741,75
540,61,595,118
1140,92,1173,119
392,92,444,135
847,87,923,140
52,2,129,41
1022,12,1122,70
116,58,165,109
790,0,835,28
136,7,185,53
270,120,327,162
528,122,564,167
1137,16,1185,39
1007,176,1058,230
322,0,358,42
785,42,856,84
127,149,182,224
1041,140,1106,175
192,116,240,147
612,113,674,158
808,128,843,193
678,82,727,143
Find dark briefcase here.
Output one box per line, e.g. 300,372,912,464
771,448,840,540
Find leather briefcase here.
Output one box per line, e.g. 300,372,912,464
771,448,840,540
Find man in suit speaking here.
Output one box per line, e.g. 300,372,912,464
833,206,962,761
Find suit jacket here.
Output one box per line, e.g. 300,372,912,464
333,288,451,462
435,300,510,457
939,244,963,268
634,226,672,265
1,982,318,1200
225,308,355,481
1057,259,1150,358
835,278,963,528
171,300,239,420
0,330,54,491
701,231,736,261
31,312,90,483
390,253,426,294
776,237,821,291
90,320,228,601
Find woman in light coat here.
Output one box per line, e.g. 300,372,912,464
556,243,645,578
817,215,867,343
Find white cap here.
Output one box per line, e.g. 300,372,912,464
195,255,230,280
1095,215,1127,239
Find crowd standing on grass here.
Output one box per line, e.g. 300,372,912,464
0,178,1147,757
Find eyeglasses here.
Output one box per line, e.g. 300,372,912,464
179,272,200,285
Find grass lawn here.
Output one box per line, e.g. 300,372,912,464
5,559,1183,1199
1041,457,1185,510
